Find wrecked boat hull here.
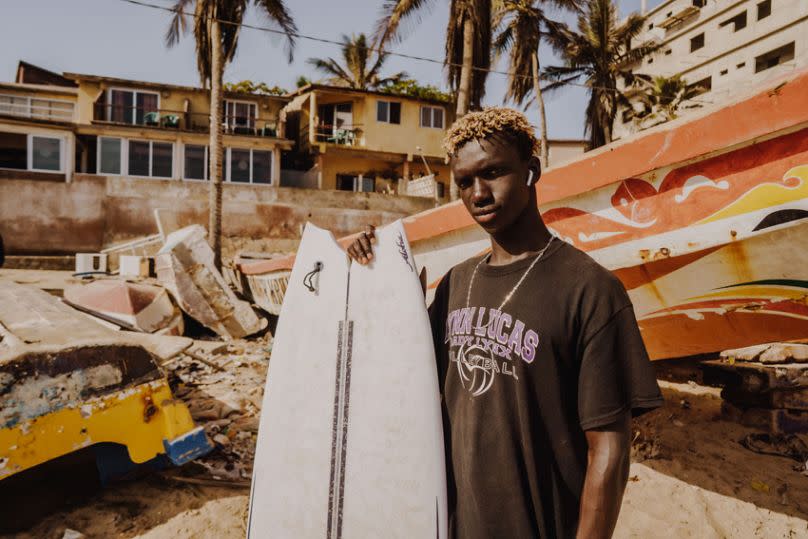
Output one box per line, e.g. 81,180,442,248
239,67,808,361
0,281,211,481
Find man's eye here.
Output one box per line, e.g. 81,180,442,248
484,168,505,178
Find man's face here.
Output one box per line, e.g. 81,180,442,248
451,137,539,235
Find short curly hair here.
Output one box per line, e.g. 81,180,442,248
443,107,540,160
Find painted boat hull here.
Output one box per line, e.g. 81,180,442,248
240,67,808,361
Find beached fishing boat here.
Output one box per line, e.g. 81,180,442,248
238,66,808,361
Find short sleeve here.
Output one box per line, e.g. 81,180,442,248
578,305,663,430
428,271,452,385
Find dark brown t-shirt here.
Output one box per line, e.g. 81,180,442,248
428,239,663,539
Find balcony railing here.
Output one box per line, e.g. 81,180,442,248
0,93,75,122
315,124,363,146
92,103,279,137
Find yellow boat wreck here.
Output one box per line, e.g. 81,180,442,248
0,280,211,482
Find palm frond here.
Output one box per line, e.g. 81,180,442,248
165,0,195,47
373,0,438,48
254,0,299,63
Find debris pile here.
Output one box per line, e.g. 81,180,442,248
703,342,808,434
164,336,271,483
156,225,265,340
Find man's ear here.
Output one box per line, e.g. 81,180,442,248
527,156,541,187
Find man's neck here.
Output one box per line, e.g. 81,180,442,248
488,209,552,266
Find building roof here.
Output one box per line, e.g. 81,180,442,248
286,83,453,107
16,61,76,88
62,71,291,102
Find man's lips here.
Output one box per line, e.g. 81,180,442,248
473,207,499,224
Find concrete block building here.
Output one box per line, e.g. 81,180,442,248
615,0,807,139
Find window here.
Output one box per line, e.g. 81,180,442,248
648,57,654,64
664,49,672,55
737,61,746,69
687,76,712,96
376,101,401,124
108,89,159,125
648,22,654,30
755,42,795,73
98,137,122,175
225,100,257,132
436,181,445,198
0,95,74,121
127,140,173,178
336,174,374,192
757,0,771,20
690,33,705,52
692,0,706,7
226,147,272,184
720,11,747,32
0,132,64,172
0,132,27,169
183,144,208,181
0,96,28,117
30,136,62,172
420,106,444,129
720,68,728,76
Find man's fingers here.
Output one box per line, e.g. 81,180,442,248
364,225,376,244
358,232,374,260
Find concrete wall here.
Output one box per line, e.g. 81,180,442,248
0,173,436,255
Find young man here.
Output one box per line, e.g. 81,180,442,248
347,108,663,538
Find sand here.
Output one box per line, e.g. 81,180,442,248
7,379,808,539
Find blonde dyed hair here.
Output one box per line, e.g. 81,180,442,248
443,107,540,159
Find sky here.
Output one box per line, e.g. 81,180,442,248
1,0,667,140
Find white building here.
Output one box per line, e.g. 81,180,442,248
614,0,808,139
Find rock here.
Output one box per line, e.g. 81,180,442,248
213,433,231,447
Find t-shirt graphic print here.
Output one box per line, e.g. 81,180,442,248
446,305,538,396
429,239,663,539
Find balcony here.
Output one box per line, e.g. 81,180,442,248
92,103,279,137
0,93,75,122
315,123,363,146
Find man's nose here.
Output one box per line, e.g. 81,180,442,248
470,178,492,206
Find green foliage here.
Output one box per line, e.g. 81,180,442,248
224,80,287,96
378,79,453,103
629,74,703,127
296,75,312,88
307,33,407,90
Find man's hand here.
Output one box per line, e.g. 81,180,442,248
576,412,631,539
346,225,376,265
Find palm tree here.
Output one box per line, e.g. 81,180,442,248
542,0,656,149
629,74,703,128
166,0,297,270
375,0,492,200
307,33,407,89
493,0,579,167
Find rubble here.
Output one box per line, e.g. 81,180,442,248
164,335,271,483
156,225,266,340
63,279,184,335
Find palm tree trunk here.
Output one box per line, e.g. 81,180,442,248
209,16,224,271
455,17,474,117
450,16,475,201
531,51,549,168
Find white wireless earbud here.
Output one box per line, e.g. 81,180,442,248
526,169,535,187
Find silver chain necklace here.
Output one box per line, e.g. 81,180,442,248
465,235,555,312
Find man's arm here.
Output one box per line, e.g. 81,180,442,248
576,412,631,539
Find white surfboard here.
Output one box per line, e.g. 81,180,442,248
247,220,447,539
